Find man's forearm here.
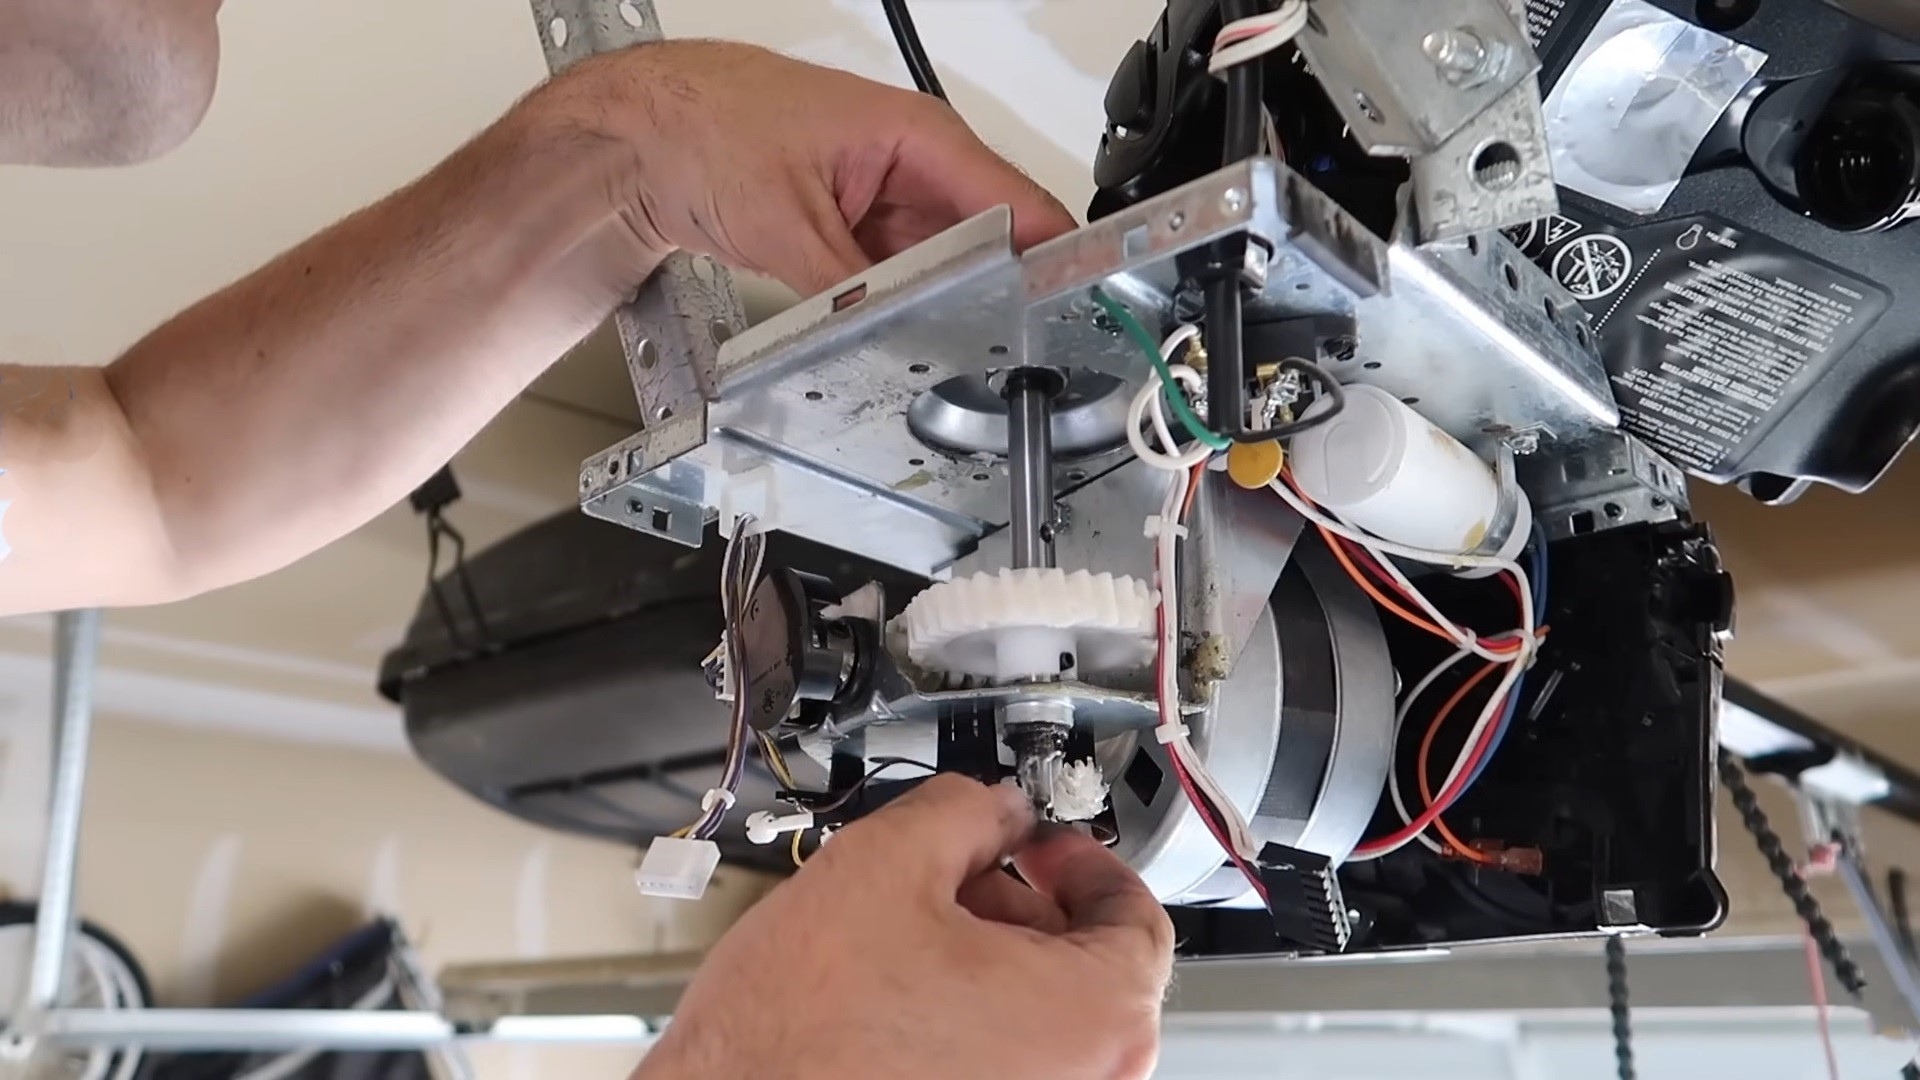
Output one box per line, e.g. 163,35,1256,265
0,83,659,611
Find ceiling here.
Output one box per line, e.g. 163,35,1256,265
2,0,1920,776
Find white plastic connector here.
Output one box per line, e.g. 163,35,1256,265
634,837,722,901
744,810,816,845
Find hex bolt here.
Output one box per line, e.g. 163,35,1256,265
1422,27,1504,85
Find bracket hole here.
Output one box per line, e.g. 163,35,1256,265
832,283,868,312
805,390,825,401
1503,263,1521,291
908,457,926,467
1604,501,1624,520
651,507,674,533
1472,142,1523,191
972,472,991,482
988,344,1009,356
909,362,932,374
1124,748,1165,805
653,405,674,422
637,339,659,370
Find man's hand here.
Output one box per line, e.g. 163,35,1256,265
550,41,1075,295
637,776,1175,1080
0,41,1077,614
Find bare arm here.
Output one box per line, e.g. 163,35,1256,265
0,42,1075,614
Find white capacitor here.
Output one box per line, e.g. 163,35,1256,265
1289,384,1507,556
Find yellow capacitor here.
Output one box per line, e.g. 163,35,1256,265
1227,439,1285,489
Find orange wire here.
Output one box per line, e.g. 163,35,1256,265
1320,523,1524,657
1180,460,1207,520
1416,658,1503,864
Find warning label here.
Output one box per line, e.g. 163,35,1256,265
1514,212,1891,474
1524,0,1568,46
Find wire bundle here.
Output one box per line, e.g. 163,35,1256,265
1149,461,1272,899
1102,285,1543,890
676,516,767,842
1209,0,1311,76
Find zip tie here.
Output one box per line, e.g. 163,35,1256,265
700,788,738,814
1143,515,1189,541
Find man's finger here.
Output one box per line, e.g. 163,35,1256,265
896,106,1078,252
957,866,1070,935
830,774,1034,894
747,177,872,296
1014,826,1175,975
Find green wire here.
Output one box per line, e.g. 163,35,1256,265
1090,287,1231,451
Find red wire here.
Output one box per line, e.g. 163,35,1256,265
1157,462,1268,902
1352,684,1506,858
1803,929,1841,1080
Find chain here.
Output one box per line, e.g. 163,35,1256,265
1718,749,1868,996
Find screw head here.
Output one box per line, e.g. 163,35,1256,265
1168,210,1187,231
1505,430,1541,456
1221,187,1249,214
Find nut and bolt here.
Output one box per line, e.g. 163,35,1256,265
1422,27,1507,86
1504,430,1541,456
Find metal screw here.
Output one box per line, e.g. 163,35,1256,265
1221,187,1248,214
1423,28,1486,76
1168,211,1187,231
1504,430,1540,456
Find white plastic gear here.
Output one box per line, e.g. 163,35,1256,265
899,568,1156,681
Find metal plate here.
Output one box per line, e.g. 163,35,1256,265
1294,0,1541,156
1345,232,1616,453
586,156,1614,575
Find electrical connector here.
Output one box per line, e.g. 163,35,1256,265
634,837,722,901
744,810,815,845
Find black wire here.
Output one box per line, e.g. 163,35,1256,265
1718,749,1869,997
1217,0,1268,164
1236,358,1347,443
424,511,490,649
881,0,948,101
813,757,939,815
1199,0,1268,442
1605,935,1636,1080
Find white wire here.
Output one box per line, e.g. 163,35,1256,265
1129,365,1212,471
1209,0,1311,75
1348,655,1527,863
1385,648,1475,857
1128,325,1213,472
1267,478,1535,663
1153,467,1262,864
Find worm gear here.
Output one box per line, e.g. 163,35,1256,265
899,568,1156,680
